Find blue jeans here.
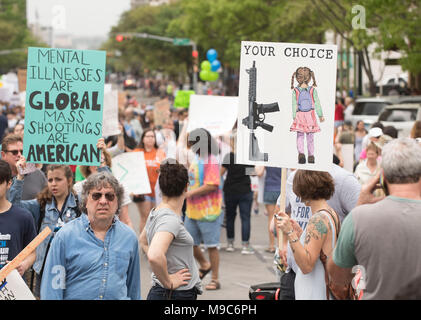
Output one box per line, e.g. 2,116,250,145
224,192,253,243
147,285,198,300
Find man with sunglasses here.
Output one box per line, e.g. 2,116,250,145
2,134,47,200
40,172,141,300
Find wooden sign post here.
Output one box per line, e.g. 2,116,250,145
277,167,287,272
0,227,51,283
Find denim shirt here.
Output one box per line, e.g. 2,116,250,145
8,178,80,274
40,214,141,300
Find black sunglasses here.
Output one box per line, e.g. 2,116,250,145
91,192,116,202
5,149,23,156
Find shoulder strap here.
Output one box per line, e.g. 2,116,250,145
309,87,315,107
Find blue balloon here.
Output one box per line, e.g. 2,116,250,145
206,49,218,62
211,59,221,72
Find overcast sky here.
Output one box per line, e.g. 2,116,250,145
27,0,131,38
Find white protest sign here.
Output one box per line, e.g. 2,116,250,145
112,152,151,195
341,144,354,173
0,269,35,300
236,41,337,172
102,89,120,137
187,95,238,136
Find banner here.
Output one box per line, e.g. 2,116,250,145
187,95,238,137
111,152,151,195
0,269,35,300
23,47,106,166
236,41,337,172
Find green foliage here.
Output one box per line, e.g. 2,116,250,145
0,0,45,73
103,3,192,77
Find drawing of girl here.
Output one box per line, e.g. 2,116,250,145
290,67,325,164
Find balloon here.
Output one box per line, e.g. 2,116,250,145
200,60,211,71
211,59,221,72
200,70,211,81
206,49,218,62
208,71,219,82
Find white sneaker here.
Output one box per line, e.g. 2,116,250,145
241,246,255,255
226,243,235,252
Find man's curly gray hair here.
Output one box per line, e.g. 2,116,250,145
80,171,124,215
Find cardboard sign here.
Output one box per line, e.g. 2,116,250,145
187,95,239,136
154,99,171,128
0,269,35,300
236,41,337,172
111,152,151,195
17,69,27,92
23,47,106,166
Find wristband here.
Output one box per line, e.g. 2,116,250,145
286,229,294,236
289,237,299,243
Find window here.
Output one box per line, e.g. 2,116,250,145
379,109,417,122
353,102,390,115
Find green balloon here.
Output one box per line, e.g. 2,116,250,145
200,60,211,71
200,70,211,81
209,71,219,82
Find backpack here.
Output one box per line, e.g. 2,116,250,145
294,87,314,112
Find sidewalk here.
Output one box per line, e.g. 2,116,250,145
130,203,279,300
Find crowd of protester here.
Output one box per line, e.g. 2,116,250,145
0,83,421,301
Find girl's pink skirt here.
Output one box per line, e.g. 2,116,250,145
290,110,320,133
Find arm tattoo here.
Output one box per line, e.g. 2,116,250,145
304,213,328,245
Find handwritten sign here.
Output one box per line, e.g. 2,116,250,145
154,99,171,128
23,47,106,166
102,87,120,137
111,152,151,195
0,269,35,300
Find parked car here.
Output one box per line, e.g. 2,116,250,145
349,96,400,129
378,103,421,138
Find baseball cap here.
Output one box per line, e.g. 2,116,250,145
368,127,383,138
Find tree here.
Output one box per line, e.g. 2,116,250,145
103,3,193,80
0,0,44,73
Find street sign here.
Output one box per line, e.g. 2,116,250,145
173,38,191,46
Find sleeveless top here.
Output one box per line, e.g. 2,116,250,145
294,210,337,300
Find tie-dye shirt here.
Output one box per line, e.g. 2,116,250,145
186,154,222,222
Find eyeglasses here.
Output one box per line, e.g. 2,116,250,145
4,149,23,156
90,192,116,202
144,135,155,138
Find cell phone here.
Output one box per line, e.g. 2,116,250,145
379,173,389,196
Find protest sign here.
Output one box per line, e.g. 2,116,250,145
174,90,195,108
154,98,171,128
236,41,337,172
102,85,120,137
0,269,35,300
23,47,106,166
187,95,239,136
341,144,354,173
111,152,151,195
17,69,27,92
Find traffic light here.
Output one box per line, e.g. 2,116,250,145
116,34,124,42
192,50,199,73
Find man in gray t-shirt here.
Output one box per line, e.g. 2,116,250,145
328,138,421,300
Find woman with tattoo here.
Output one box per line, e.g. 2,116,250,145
276,170,339,299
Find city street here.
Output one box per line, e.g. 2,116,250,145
128,203,278,300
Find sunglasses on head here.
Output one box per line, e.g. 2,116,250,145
5,149,23,156
91,192,116,202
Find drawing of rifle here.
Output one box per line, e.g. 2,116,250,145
242,61,280,161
